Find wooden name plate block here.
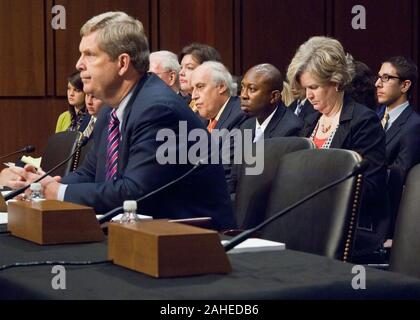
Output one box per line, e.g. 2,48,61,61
108,220,232,278
0,195,6,212
7,200,104,245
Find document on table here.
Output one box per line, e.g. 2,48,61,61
221,238,285,254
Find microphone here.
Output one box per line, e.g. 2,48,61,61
98,160,205,224
4,137,89,201
223,159,369,252
0,145,35,160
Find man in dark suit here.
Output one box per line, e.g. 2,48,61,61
228,64,303,194
239,64,303,141
288,90,317,121
375,56,420,238
22,12,235,230
190,61,247,132
190,61,248,182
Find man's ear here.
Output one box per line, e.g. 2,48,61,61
270,90,281,104
168,71,177,87
218,82,228,95
118,53,131,76
401,79,412,94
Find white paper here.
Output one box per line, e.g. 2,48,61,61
221,238,285,254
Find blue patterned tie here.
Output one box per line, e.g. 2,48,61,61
106,110,120,180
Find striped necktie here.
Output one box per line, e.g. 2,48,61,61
106,110,120,180
381,110,390,131
294,100,303,116
83,117,96,138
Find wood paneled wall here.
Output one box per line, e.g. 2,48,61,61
0,0,418,157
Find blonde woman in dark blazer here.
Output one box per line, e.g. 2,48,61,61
288,36,389,261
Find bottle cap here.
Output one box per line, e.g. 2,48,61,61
30,183,42,192
123,200,137,211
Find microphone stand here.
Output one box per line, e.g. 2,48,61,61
4,138,88,201
0,146,35,161
223,161,368,252
98,161,204,224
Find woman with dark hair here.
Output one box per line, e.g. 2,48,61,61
178,43,222,110
55,71,87,133
347,60,378,110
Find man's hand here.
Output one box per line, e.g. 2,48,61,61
38,175,62,200
0,167,29,189
22,165,62,200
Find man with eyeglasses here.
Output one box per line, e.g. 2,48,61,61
375,56,420,242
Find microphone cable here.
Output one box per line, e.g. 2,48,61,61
0,259,112,272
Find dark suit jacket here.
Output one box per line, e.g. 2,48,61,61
204,96,248,131
301,96,388,255
240,103,303,140
289,99,318,121
61,73,236,230
204,96,248,182
383,105,420,236
78,114,92,134
385,105,420,178
228,103,302,194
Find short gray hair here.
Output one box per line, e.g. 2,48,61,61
199,61,237,96
287,36,355,91
150,50,181,73
80,11,150,74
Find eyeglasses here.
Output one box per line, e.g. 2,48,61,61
376,74,402,83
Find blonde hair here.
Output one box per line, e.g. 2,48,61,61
80,11,150,73
281,81,294,106
287,36,355,92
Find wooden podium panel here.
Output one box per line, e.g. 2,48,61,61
108,220,232,278
0,195,6,212
7,200,104,245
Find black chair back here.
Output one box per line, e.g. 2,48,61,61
390,164,420,279
262,148,363,261
41,131,82,177
234,137,314,229
72,137,94,171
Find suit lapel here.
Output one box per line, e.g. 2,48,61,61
385,106,412,145
117,75,148,173
215,97,233,129
330,99,354,148
265,105,286,138
241,118,256,141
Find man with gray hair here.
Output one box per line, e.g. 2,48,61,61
20,12,235,230
191,61,248,182
191,61,247,132
149,50,181,93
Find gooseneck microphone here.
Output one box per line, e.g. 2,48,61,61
4,137,89,201
223,160,369,252
98,160,205,224
0,145,35,160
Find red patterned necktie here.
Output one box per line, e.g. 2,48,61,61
207,119,218,133
106,110,120,180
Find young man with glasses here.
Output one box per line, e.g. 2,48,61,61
375,56,420,242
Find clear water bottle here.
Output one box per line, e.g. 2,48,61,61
120,200,139,224
29,183,44,201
